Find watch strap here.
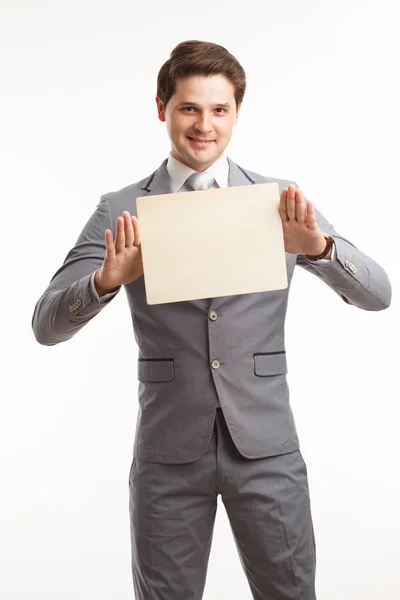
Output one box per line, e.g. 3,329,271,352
304,234,335,261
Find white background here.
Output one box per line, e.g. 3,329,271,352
1,1,399,598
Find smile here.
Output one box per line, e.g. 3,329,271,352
187,137,215,143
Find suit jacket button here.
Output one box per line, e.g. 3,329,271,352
349,262,357,273
211,359,220,370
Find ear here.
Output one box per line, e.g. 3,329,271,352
234,103,242,125
156,97,166,122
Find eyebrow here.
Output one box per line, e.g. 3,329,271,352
177,102,231,108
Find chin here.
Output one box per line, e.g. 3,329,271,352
174,143,221,168
187,146,219,160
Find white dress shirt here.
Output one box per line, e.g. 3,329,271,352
90,153,334,302
167,152,229,192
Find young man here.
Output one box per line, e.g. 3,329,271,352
32,40,391,599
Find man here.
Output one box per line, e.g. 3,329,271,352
32,40,392,599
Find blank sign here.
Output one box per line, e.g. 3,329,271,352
136,182,288,305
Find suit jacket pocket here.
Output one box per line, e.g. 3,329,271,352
138,358,175,382
253,352,287,377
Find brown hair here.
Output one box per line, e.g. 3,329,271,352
157,40,246,110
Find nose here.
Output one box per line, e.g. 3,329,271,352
194,113,213,133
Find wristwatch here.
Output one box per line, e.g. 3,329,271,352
304,234,335,261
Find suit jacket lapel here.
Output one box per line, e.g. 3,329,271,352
227,157,256,187
139,159,172,197
142,156,254,195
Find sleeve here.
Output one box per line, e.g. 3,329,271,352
296,201,391,311
32,194,121,345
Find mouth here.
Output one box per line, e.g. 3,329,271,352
187,136,216,145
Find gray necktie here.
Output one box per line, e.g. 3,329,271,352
186,171,215,191
184,170,219,407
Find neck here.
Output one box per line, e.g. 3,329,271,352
170,150,223,172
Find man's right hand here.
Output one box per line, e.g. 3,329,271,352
94,211,143,297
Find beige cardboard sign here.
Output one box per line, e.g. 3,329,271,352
136,182,288,305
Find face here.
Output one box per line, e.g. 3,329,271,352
156,74,241,172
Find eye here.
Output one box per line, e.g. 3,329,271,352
215,107,227,113
183,107,196,112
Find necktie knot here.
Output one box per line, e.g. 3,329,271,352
186,171,215,191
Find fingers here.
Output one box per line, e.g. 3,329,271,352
280,185,306,223
305,200,319,231
295,189,306,223
115,216,126,253
286,185,296,220
132,216,141,246
123,211,134,247
113,211,139,253
279,189,288,221
104,229,115,260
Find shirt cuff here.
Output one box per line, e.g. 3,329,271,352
89,271,120,303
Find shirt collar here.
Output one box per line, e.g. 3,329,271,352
166,152,229,192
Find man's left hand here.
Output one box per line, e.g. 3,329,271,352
279,184,327,255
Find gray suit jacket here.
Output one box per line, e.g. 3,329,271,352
32,158,392,464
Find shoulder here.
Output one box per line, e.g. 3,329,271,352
102,174,153,203
98,169,158,217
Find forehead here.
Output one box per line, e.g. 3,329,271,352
172,74,236,104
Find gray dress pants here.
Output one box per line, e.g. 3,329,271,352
129,407,316,599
